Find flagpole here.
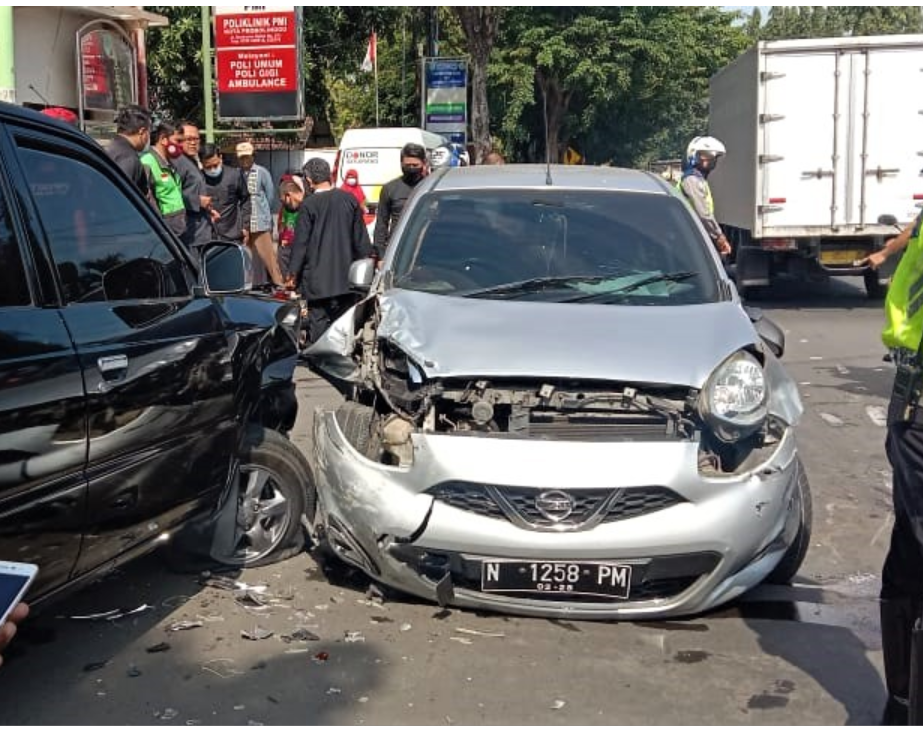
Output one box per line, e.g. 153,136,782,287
374,31,379,127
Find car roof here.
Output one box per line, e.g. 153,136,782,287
429,164,672,195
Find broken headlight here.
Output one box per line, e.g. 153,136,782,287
699,350,768,443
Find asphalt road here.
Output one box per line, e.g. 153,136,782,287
0,277,896,725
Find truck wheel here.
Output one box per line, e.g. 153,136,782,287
765,458,813,585
864,270,887,300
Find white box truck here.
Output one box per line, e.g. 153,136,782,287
708,35,923,298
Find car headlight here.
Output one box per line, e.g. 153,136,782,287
699,350,768,442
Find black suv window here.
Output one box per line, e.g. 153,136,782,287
17,145,190,304
0,187,29,307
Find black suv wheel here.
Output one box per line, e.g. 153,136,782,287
213,425,317,567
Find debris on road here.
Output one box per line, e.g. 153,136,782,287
455,627,505,638
156,708,179,721
241,626,274,641
83,660,109,672
146,642,171,653
312,651,330,664
281,628,320,643
326,687,342,696
449,637,473,646
127,665,142,678
551,699,567,710
400,623,413,632
344,631,366,643
167,620,204,632
202,658,243,679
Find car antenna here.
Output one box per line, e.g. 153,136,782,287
542,85,553,186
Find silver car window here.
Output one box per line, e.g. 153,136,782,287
392,190,721,305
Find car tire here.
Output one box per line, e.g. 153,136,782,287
336,402,380,459
765,458,813,584
212,425,317,568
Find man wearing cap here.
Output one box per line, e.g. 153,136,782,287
236,141,283,287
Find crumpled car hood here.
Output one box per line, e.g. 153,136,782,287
375,290,758,389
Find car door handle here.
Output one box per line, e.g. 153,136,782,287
98,355,128,380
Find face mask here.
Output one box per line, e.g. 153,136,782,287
204,165,222,178
346,178,357,186
166,142,182,159
401,166,424,185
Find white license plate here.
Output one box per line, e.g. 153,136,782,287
481,560,632,599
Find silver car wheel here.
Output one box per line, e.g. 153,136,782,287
230,464,292,563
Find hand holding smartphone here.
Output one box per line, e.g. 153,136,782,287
0,561,37,627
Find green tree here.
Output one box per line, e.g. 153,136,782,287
145,6,203,120
491,7,748,166
453,8,504,164
761,6,923,40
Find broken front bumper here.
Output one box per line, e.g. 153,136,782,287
312,408,803,620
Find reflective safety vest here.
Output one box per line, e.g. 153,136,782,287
675,170,714,216
140,150,185,217
883,215,923,351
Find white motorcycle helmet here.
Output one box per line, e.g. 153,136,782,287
687,136,726,169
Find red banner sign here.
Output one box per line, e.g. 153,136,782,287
217,47,297,93
214,6,302,119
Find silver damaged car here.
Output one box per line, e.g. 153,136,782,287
306,164,810,620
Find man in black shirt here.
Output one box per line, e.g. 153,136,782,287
201,143,251,244
172,122,214,248
285,157,372,343
372,142,428,256
106,105,152,200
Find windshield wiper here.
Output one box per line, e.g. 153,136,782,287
458,274,618,299
560,271,699,303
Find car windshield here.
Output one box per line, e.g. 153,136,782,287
391,190,721,305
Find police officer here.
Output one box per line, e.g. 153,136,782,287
877,211,923,724
677,136,732,257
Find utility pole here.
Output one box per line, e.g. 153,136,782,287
427,7,439,58
201,6,215,143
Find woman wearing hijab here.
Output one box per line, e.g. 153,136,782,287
339,168,368,215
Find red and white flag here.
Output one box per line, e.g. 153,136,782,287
360,32,376,73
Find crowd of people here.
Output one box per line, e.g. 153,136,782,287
102,104,508,345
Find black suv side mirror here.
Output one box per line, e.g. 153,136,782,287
202,242,252,294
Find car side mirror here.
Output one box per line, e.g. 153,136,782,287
878,214,899,227
745,306,785,358
349,258,377,291
202,242,252,294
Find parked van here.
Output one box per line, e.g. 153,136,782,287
334,127,448,211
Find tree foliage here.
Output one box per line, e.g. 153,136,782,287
761,6,923,40
490,7,748,166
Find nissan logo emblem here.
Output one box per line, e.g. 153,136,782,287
535,490,575,522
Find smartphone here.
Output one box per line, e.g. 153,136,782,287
0,561,37,625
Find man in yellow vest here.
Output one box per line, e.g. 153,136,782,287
676,136,732,257
869,211,923,724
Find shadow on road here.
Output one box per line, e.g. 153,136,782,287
706,582,884,725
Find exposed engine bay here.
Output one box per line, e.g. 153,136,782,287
332,306,788,478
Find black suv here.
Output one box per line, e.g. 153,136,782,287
0,103,314,605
